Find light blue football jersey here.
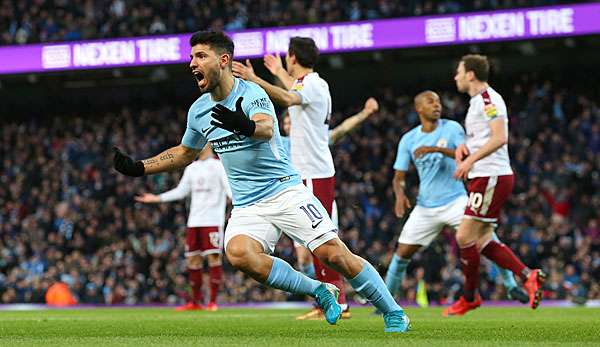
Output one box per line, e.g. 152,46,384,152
393,119,466,208
281,135,291,157
181,78,301,207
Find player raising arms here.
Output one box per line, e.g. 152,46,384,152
135,145,231,311
232,37,350,318
444,54,546,316
384,90,528,308
112,31,409,332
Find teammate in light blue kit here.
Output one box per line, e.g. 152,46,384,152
112,31,409,332
384,90,528,305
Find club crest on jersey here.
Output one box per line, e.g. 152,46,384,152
484,104,498,119
436,138,448,148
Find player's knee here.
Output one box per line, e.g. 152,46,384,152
186,255,203,269
225,244,250,270
207,253,222,267
396,244,418,259
322,249,348,269
455,231,472,247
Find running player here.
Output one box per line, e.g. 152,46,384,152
134,145,231,311
113,31,409,332
384,90,528,306
444,54,545,316
232,37,350,318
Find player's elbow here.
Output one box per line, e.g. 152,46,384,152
180,145,200,165
253,125,273,140
252,116,274,140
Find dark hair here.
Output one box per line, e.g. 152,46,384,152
460,54,489,82
288,37,319,68
189,31,234,58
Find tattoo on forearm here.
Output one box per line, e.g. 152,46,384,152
159,152,175,162
143,158,158,165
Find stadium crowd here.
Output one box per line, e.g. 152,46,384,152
1,0,580,45
1,72,598,305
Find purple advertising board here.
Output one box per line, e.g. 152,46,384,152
0,3,598,75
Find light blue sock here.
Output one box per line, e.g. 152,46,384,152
300,262,317,279
349,262,403,314
385,254,410,297
266,257,320,296
491,232,518,290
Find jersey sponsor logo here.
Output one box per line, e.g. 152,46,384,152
279,176,291,182
211,133,247,152
249,97,271,110
311,220,323,229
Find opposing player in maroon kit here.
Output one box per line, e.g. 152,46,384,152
135,145,231,311
233,37,350,317
444,54,546,316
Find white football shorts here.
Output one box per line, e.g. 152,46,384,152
225,184,338,254
398,195,468,246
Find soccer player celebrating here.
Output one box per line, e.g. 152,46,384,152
232,37,350,318
444,54,545,316
385,90,528,306
113,31,409,332
134,145,231,311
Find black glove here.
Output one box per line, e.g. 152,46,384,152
113,147,145,177
210,97,256,137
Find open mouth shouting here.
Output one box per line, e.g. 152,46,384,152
193,70,208,90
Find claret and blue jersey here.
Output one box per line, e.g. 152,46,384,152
393,119,467,208
181,78,301,207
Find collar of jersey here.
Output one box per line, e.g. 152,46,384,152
209,78,240,104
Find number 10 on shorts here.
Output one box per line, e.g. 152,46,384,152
300,203,324,228
468,192,483,212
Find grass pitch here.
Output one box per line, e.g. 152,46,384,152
0,306,598,346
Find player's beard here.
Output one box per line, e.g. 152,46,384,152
198,67,221,94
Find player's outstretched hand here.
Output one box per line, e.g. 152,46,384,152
453,160,473,181
455,144,469,164
134,193,160,203
363,97,379,115
395,194,411,218
263,53,284,75
232,59,256,81
113,147,145,177
210,97,256,137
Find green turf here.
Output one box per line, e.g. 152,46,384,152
0,307,599,346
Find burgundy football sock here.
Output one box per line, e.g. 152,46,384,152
208,265,223,304
481,240,528,281
188,268,204,304
460,244,481,302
